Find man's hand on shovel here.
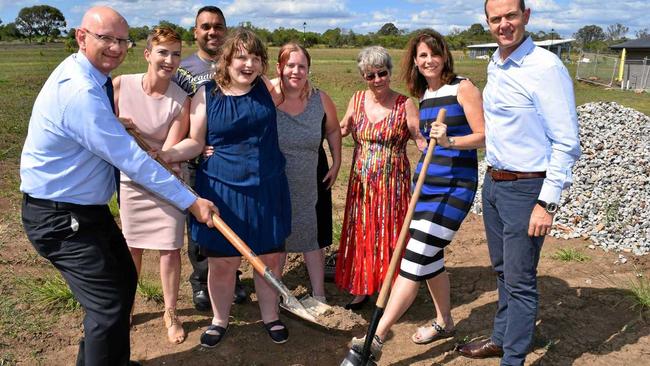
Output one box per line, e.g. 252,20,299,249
189,199,219,228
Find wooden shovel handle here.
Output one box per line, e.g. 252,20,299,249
375,108,446,307
211,213,269,275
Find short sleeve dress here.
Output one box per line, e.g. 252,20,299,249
276,90,333,252
117,73,188,250
189,79,291,257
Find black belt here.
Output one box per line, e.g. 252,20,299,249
23,194,104,210
487,167,546,181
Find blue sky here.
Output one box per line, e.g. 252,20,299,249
0,0,648,38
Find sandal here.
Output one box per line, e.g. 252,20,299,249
263,319,289,344
411,320,455,345
200,324,227,348
163,308,186,344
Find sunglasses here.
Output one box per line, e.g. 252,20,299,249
363,70,389,81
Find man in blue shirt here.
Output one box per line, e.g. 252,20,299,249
173,6,248,309
457,1,580,365
20,6,217,366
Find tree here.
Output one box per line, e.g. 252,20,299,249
573,25,606,48
129,26,150,42
158,20,187,40
606,23,629,41
636,28,649,39
377,23,399,36
15,5,66,42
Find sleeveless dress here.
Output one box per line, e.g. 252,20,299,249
190,79,291,257
117,73,188,250
276,89,333,252
400,77,478,281
335,91,412,295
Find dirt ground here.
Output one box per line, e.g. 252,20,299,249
1,145,649,365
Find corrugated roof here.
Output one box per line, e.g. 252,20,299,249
609,38,650,49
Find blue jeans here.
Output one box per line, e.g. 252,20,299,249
481,173,545,366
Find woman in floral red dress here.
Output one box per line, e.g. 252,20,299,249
335,46,426,309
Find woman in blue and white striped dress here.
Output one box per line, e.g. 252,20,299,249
351,29,485,359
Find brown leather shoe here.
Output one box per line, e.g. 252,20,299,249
457,339,503,359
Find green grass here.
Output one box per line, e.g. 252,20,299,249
551,248,591,262
20,274,80,313
137,279,164,304
627,273,650,313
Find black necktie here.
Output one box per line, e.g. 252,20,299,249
104,77,121,205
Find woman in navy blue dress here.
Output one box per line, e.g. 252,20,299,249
187,28,291,347
350,29,485,359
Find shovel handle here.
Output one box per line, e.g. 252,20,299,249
211,213,270,275
376,108,446,307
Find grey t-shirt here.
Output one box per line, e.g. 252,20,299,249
173,53,217,96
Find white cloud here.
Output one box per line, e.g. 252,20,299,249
225,0,350,19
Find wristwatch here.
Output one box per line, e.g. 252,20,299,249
447,137,455,148
536,200,559,214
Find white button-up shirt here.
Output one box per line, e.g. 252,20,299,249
483,36,581,203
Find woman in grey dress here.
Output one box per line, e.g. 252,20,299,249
271,43,342,303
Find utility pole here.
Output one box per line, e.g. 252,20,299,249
551,28,556,56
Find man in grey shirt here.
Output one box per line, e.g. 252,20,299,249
173,6,247,310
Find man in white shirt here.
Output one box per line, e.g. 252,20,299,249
457,1,581,365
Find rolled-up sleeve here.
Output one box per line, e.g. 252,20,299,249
63,87,196,210
532,63,581,203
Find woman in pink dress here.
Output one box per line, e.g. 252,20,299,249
113,27,189,344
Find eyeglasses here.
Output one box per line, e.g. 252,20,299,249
363,70,389,81
82,28,134,49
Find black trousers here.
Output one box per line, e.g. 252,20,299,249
187,216,208,292
21,195,137,366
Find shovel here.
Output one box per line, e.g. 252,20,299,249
122,121,331,325
340,108,446,366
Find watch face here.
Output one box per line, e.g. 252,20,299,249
546,202,559,214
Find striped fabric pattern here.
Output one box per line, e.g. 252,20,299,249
400,77,478,281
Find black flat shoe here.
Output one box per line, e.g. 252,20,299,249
200,324,228,348
345,295,369,310
263,319,289,344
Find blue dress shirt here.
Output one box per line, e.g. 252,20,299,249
20,52,196,210
483,36,581,203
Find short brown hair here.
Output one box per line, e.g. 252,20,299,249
401,29,456,98
214,28,268,88
146,26,181,50
484,0,526,17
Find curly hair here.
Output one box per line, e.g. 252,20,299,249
213,28,268,89
401,29,456,98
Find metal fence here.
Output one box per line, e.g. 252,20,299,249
575,52,619,87
620,58,649,91
576,52,650,90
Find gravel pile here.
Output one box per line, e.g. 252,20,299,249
471,102,650,255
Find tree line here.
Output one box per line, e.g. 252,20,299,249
1,5,648,52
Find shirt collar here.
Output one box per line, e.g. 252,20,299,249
74,51,110,87
492,36,535,67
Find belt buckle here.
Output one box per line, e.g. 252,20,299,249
491,170,518,181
